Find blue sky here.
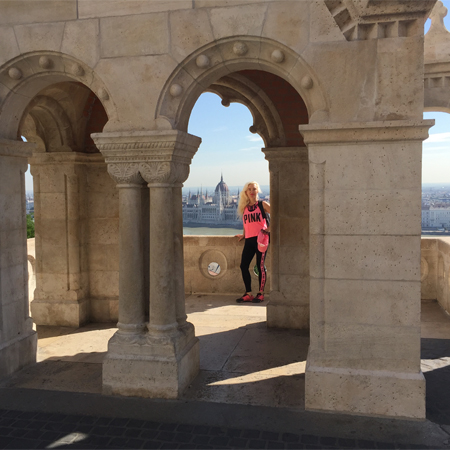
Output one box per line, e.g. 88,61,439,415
423,1,450,184
25,3,450,191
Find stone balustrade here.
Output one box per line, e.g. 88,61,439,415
421,237,450,312
27,237,450,311
184,235,270,295
26,236,270,313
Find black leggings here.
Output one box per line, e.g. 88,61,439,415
240,236,268,293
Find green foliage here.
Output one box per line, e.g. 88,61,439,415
26,214,35,239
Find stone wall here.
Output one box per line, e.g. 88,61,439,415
184,235,270,295
421,237,450,311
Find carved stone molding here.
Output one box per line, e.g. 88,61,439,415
156,36,328,131
139,161,189,186
91,130,201,186
0,139,34,159
0,51,116,138
324,0,435,41
263,147,308,162
299,120,435,145
108,162,144,186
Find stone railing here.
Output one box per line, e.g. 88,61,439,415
27,238,36,309
27,236,449,307
26,236,270,304
421,237,450,312
184,235,270,295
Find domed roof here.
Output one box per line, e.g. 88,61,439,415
215,174,229,193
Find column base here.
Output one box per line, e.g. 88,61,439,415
267,296,309,329
305,359,425,419
30,298,89,327
0,331,37,379
103,326,199,398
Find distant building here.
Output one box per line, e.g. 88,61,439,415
26,196,34,214
422,206,450,229
183,175,241,228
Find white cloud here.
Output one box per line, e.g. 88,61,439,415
423,145,450,154
246,134,264,142
239,146,261,152
424,132,450,144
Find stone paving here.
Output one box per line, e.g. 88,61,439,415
1,298,450,449
0,406,438,450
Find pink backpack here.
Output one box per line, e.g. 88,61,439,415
257,230,269,253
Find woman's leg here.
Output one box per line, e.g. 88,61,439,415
240,238,256,293
256,245,268,293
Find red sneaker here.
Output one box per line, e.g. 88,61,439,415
236,293,254,303
252,293,264,303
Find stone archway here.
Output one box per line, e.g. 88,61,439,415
155,36,329,331
156,36,329,132
0,52,115,380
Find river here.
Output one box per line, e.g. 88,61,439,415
183,227,240,236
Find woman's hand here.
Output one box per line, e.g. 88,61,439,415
235,234,244,242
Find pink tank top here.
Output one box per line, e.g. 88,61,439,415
243,203,268,238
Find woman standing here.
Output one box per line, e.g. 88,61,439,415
235,181,270,303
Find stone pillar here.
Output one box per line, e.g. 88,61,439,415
108,165,146,335
93,130,201,399
300,120,434,419
263,147,309,329
29,152,98,327
0,139,37,379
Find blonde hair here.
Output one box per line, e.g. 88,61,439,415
238,181,261,217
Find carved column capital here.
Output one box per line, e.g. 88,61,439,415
108,162,144,186
139,161,190,186
91,130,201,187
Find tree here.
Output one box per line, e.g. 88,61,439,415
26,214,35,239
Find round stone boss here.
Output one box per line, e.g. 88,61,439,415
199,249,228,279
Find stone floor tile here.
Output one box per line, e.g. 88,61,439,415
110,417,130,427
141,440,162,449
161,443,178,449
228,437,248,447
177,424,194,433
192,425,209,435
0,427,13,436
301,434,319,445
127,419,147,429
338,438,357,448
248,438,266,448
159,423,177,432
210,435,230,446
140,430,159,440
282,432,300,443
5,438,40,449
242,429,261,439
174,432,193,443
262,431,279,441
192,435,211,445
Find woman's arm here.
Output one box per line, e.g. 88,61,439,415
235,229,245,241
262,201,270,233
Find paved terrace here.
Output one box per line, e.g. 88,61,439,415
1,296,450,449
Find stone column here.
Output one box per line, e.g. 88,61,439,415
29,152,99,327
299,120,434,419
93,130,201,399
107,164,146,335
0,139,37,379
263,147,309,329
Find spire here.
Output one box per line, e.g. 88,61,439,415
221,172,223,182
